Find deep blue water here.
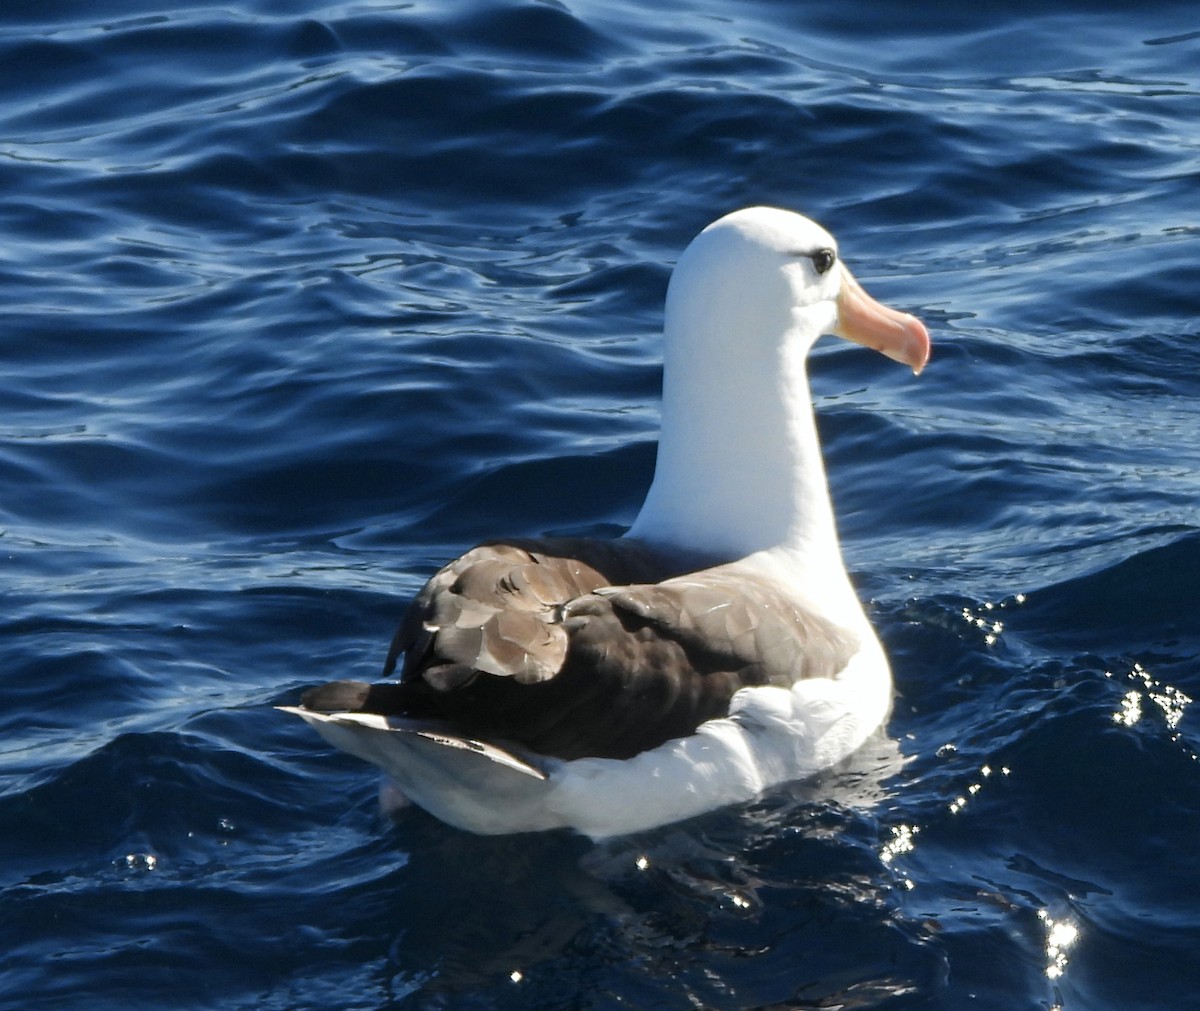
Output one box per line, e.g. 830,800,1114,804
2,0,1199,1007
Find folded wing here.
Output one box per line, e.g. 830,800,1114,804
302,538,857,761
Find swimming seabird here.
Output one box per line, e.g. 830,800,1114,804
282,206,931,838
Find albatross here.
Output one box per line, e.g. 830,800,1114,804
282,206,931,839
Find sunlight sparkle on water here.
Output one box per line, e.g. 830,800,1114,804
1114,690,1142,727
1110,663,1192,732
1038,910,1079,980
119,853,158,872
880,824,918,865
947,764,1010,815
960,594,1025,646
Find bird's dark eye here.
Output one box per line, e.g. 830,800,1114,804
812,248,837,275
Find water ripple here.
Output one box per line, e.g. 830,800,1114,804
1,0,1198,1008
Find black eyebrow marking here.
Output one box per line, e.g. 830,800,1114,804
788,248,838,274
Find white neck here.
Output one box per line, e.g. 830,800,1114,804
618,205,925,634
627,265,852,597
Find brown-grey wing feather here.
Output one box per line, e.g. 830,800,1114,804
383,537,687,687
311,541,856,761
512,568,861,759
591,568,859,685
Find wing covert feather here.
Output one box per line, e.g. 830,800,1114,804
322,539,859,761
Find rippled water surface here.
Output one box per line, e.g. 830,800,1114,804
2,1,1199,1008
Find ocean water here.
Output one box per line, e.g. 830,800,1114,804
1,0,1198,1007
